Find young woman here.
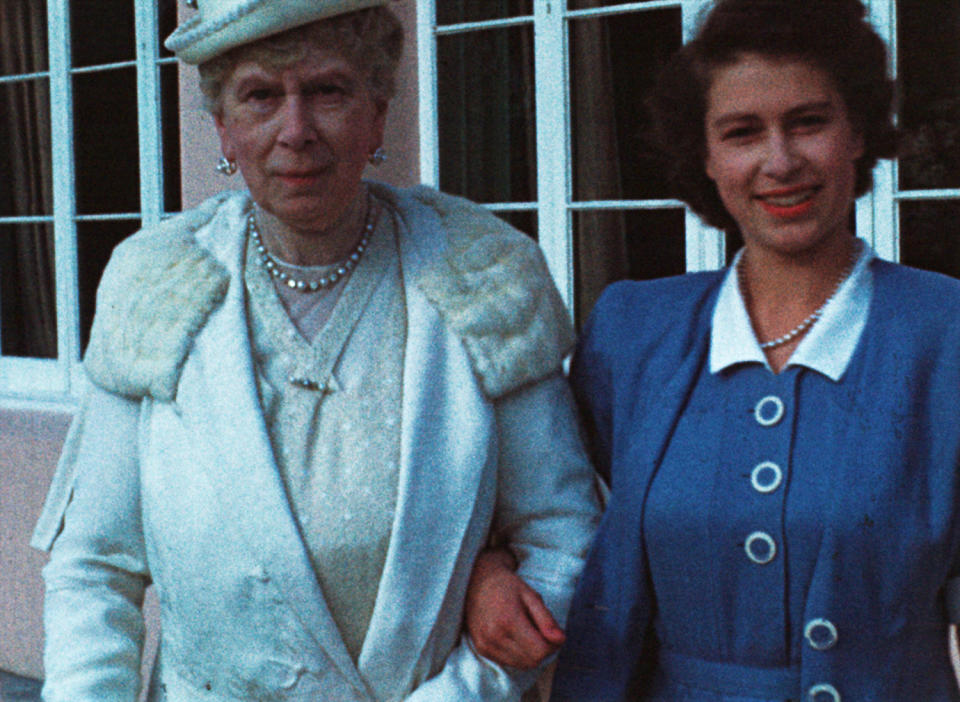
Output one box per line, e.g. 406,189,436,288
470,1,960,699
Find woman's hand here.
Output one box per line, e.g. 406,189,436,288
465,547,566,670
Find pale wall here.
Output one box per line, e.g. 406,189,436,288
0,409,72,678
0,0,420,683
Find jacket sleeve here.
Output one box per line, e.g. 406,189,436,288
492,373,602,628
36,383,149,702
405,373,602,701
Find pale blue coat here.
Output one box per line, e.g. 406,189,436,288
33,183,600,701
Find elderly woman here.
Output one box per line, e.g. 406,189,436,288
470,0,960,700
31,1,599,700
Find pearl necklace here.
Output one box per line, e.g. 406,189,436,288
739,245,858,350
248,205,372,292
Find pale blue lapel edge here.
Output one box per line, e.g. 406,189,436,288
188,194,371,694
357,183,495,695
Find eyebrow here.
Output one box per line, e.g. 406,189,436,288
710,100,835,129
232,73,278,93
304,72,358,90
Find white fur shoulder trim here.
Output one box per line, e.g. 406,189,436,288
83,195,232,401
408,186,575,397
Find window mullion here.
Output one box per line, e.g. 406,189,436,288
136,0,162,227
684,210,725,271
535,0,573,316
861,0,898,261
680,0,725,271
48,0,80,391
416,0,440,187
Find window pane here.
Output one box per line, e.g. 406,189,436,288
900,201,960,278
570,8,682,202
724,228,743,266
161,63,182,213
74,68,140,214
437,26,536,204
0,1,48,76
159,0,178,59
78,220,140,351
0,78,53,217
0,223,57,358
574,208,685,322
437,0,532,25
898,0,960,191
493,210,537,241
71,0,136,67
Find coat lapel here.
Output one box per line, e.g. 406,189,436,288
358,190,495,697
604,323,710,600
180,199,370,695
621,336,710,498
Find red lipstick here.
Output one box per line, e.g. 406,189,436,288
755,186,817,219
759,199,815,218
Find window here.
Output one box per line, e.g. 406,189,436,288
0,0,180,400
417,0,960,325
883,0,960,277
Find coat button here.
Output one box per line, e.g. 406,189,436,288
750,461,783,493
808,682,840,701
754,395,785,426
744,531,777,564
804,618,838,650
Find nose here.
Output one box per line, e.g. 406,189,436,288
276,95,316,150
761,130,802,179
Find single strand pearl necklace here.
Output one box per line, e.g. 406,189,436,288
248,204,373,292
739,245,858,350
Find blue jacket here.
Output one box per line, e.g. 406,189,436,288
551,260,960,700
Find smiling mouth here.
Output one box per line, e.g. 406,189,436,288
756,187,819,217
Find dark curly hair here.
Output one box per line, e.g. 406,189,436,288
647,0,899,233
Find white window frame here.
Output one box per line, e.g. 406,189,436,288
416,0,939,318
862,0,960,262
0,0,176,406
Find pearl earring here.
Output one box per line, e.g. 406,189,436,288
216,157,238,176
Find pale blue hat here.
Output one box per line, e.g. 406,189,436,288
165,0,390,64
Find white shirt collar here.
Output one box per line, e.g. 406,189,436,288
709,240,874,381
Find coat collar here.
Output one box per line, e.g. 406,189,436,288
84,183,572,403
710,241,874,381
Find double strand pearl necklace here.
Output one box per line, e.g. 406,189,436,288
248,201,373,293
740,243,858,350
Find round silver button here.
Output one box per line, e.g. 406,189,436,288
754,395,785,426
751,461,783,493
804,618,838,650
808,682,840,702
744,531,777,564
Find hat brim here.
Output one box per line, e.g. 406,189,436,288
166,0,389,65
